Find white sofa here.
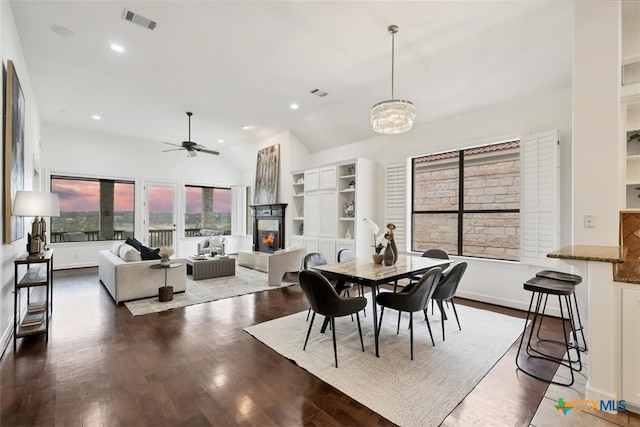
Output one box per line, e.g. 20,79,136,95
98,247,187,304
238,246,306,286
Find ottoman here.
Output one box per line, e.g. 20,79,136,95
186,257,236,280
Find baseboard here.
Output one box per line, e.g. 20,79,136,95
455,290,563,318
55,261,98,270
0,323,12,360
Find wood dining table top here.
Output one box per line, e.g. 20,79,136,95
312,254,450,285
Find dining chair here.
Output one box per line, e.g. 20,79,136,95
376,267,443,360
303,252,354,321
337,249,365,313
298,269,368,367
431,261,468,341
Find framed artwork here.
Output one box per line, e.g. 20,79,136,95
253,144,279,205
3,59,25,243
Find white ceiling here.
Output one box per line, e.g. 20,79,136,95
10,0,575,155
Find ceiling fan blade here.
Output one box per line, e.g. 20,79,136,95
161,148,186,153
195,147,220,155
162,141,182,147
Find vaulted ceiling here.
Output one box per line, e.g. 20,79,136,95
11,1,575,155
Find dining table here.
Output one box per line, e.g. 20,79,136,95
311,254,450,357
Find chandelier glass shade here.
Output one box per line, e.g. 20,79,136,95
371,24,415,135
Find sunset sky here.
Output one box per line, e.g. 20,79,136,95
52,179,231,213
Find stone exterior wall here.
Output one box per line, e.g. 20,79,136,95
412,151,520,261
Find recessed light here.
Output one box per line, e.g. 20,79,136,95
218,139,224,144
242,125,253,130
110,44,125,53
290,103,299,110
92,115,101,120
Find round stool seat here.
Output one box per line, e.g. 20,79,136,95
524,277,575,296
536,270,582,285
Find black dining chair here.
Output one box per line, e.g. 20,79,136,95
376,267,443,360
299,269,367,367
337,249,365,312
303,252,354,321
431,261,467,341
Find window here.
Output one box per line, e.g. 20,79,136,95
411,140,520,261
50,176,135,242
184,185,232,237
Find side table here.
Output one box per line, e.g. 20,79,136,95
150,262,181,302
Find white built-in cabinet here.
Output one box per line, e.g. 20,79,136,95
622,287,640,408
291,158,380,262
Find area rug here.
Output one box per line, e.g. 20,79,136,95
125,266,294,316
244,301,525,427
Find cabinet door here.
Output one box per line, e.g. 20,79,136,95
319,238,337,263
304,237,319,255
320,192,337,237
319,166,337,190
291,235,304,248
336,239,355,255
622,288,640,407
305,169,320,192
305,193,321,236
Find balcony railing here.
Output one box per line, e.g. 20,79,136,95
50,228,226,245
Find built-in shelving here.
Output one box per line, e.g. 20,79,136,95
292,172,305,236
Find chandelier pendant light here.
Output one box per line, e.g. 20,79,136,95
371,24,415,135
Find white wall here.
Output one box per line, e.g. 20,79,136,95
1,2,44,355
305,85,573,313
41,123,245,267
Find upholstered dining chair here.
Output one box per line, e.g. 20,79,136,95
431,261,468,341
337,248,365,295
376,267,443,360
304,252,354,320
298,270,368,367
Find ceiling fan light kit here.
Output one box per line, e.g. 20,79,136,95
371,24,415,135
161,112,219,157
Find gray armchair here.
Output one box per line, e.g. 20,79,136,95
198,235,225,256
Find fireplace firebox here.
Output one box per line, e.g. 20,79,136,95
250,204,287,253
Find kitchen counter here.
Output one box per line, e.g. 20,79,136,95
547,244,639,284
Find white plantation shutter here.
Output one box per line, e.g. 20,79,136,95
520,130,560,266
385,162,407,253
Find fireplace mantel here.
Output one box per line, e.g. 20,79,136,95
250,204,287,253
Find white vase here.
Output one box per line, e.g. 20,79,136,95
160,257,170,266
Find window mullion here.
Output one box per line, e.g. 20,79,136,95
458,150,464,256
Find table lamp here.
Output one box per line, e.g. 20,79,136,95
12,191,60,256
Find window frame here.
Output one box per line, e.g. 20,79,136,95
183,184,232,238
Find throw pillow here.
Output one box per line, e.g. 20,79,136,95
110,241,124,255
125,237,142,251
119,243,142,262
140,245,161,260
209,236,223,247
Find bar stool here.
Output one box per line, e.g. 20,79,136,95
535,270,587,352
516,276,582,386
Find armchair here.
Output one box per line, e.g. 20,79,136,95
198,235,225,256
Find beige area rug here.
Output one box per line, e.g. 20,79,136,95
245,300,525,427
125,266,294,316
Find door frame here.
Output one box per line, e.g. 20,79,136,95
141,180,180,253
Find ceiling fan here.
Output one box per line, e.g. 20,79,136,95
162,112,219,157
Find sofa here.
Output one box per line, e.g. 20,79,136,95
238,246,306,286
98,242,187,304
198,234,253,256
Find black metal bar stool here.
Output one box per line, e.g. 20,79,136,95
516,276,582,386
535,270,587,352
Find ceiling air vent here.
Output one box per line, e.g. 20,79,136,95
310,88,329,97
121,8,157,30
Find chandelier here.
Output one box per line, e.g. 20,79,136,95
371,25,415,135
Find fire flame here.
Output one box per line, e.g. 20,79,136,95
261,234,275,245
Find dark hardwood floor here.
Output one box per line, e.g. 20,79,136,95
1,267,569,426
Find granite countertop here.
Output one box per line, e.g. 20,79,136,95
547,245,639,285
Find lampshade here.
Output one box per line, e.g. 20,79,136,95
12,191,60,217
371,25,415,135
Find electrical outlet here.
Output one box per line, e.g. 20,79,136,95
584,215,596,228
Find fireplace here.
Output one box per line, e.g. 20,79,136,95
250,204,287,253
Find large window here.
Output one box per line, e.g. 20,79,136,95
412,140,520,261
50,176,135,242
184,185,232,237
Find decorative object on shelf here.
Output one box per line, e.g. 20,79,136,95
159,246,174,266
296,177,304,184
347,165,355,175
12,191,60,255
345,228,352,239
370,25,415,135
349,180,355,189
373,253,383,264
299,222,304,235
343,201,355,217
